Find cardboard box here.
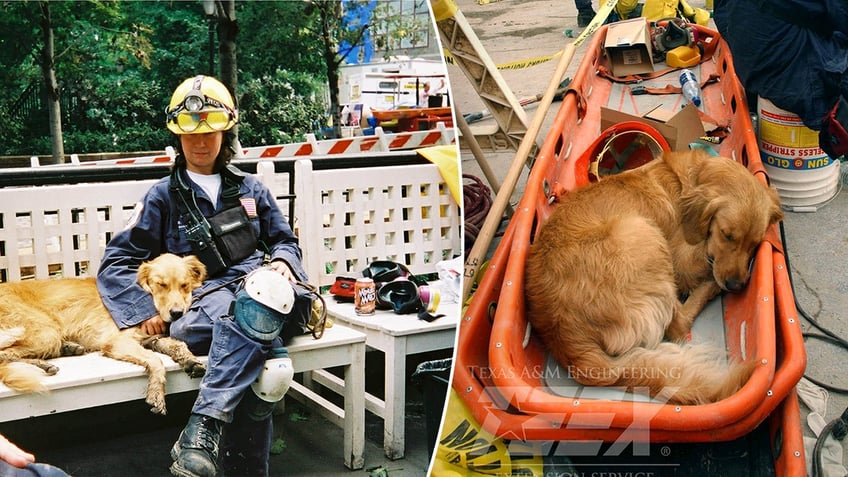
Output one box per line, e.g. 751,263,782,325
600,103,706,151
604,18,654,77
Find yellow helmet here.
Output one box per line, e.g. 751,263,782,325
165,75,238,134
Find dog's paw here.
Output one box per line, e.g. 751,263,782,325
147,395,167,415
34,361,59,376
183,359,206,378
60,341,85,356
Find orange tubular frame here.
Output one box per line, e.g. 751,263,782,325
454,24,805,445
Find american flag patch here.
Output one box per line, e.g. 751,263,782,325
240,198,257,217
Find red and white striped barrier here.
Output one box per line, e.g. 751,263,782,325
30,122,455,168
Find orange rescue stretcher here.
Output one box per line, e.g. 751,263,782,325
452,22,807,476
370,106,454,132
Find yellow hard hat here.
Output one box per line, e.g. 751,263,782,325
165,75,238,134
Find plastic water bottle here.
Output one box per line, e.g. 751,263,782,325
679,69,702,107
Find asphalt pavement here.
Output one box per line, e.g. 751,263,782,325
0,349,449,476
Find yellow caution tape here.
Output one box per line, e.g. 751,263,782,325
442,0,618,70
494,51,563,70
574,0,619,47
433,389,545,476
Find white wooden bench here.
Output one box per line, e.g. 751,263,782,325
0,164,367,470
291,158,462,459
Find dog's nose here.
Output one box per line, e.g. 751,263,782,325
169,309,184,320
724,278,745,292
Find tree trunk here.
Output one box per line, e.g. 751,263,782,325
217,0,239,150
320,1,342,139
40,1,64,165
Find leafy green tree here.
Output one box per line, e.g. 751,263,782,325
0,1,438,160
300,0,430,138
236,2,326,81
371,1,429,59
40,1,65,164
237,70,327,147
1,0,163,157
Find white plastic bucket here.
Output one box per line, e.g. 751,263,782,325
758,97,839,208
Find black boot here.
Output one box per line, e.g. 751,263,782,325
220,391,275,477
220,415,273,477
170,413,225,477
577,9,595,27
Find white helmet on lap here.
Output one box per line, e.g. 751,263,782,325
244,268,294,314
234,269,295,342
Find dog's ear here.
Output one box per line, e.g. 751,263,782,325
137,261,153,293
183,255,207,286
766,186,784,225
663,149,709,187
680,188,720,244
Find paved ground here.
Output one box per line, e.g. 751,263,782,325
448,0,848,474
0,349,450,476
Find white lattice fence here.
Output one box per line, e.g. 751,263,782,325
293,160,461,287
0,180,156,281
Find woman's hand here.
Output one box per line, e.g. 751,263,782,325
269,259,295,282
140,315,167,336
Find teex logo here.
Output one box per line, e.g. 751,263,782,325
478,384,674,454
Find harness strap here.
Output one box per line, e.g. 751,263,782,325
219,164,246,209
169,165,245,225
597,63,678,84
169,169,211,240
168,165,250,276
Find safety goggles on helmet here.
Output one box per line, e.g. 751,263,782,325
169,106,234,133
166,75,237,134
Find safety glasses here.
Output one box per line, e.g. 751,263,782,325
172,109,233,133
166,92,236,133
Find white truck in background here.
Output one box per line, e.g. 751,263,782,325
338,57,449,127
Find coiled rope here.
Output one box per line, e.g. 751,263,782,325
463,174,492,256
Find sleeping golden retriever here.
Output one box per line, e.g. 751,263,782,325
525,150,783,405
0,253,207,414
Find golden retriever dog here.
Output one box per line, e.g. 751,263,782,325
525,150,783,405
0,254,207,414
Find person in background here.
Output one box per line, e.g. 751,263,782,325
419,79,446,107
0,434,70,477
418,81,431,107
575,0,595,27
573,0,643,29
97,75,309,477
714,0,848,158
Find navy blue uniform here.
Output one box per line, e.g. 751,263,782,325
96,167,305,424
715,0,848,130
